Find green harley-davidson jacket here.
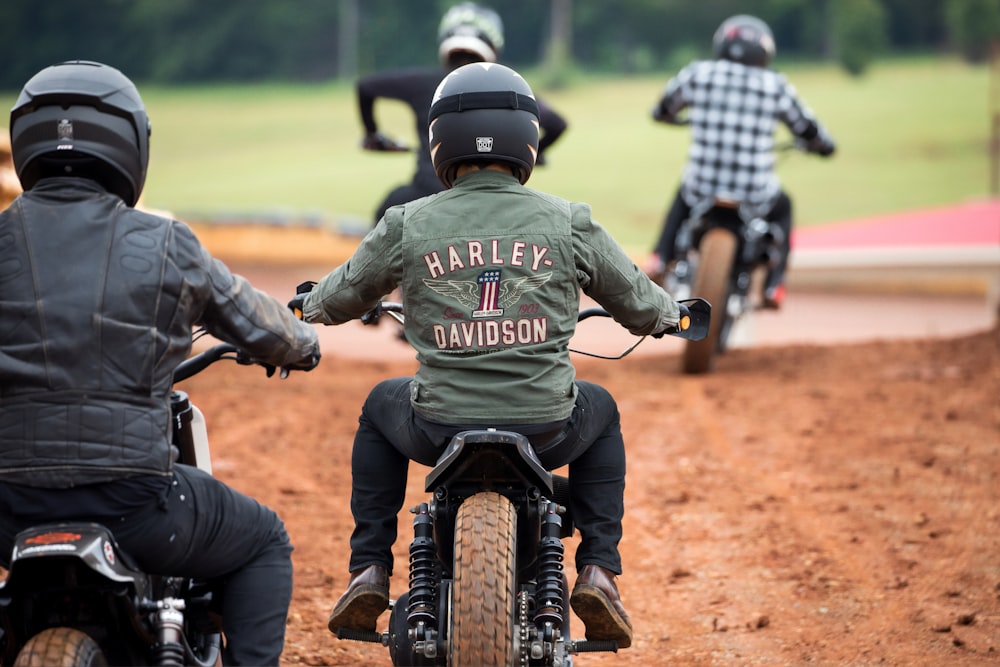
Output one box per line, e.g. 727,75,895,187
303,169,679,424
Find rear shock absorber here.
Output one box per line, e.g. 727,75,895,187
149,597,186,666
406,503,439,628
533,501,565,627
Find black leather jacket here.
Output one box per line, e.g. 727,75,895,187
0,178,318,488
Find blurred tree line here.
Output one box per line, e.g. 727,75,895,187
0,0,996,89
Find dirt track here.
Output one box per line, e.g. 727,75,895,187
180,264,999,666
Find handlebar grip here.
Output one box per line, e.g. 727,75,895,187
289,280,317,320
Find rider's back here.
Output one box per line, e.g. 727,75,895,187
660,58,818,214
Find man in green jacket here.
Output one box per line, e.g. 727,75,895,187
297,62,681,649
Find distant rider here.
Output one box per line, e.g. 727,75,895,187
294,62,683,649
647,14,835,308
357,1,568,226
0,60,320,666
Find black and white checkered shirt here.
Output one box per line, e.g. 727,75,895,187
653,59,825,216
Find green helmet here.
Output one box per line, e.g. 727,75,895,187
438,3,505,65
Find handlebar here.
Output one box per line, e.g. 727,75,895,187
174,343,240,384
658,114,834,157
776,137,832,155
364,299,711,359
174,332,305,384
578,299,708,339
658,116,690,126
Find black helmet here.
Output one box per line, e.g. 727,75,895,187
712,15,776,68
9,60,150,206
429,63,539,188
438,2,505,66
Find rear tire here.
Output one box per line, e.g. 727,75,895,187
13,627,108,667
449,492,517,667
683,228,737,374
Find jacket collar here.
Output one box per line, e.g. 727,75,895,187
30,177,113,197
451,168,521,189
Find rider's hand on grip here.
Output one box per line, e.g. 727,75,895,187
362,131,408,152
652,303,691,339
808,131,836,158
360,302,383,326
288,280,317,320
236,349,277,377
278,343,321,379
287,346,321,373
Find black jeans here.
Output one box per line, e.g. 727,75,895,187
0,465,292,667
653,187,794,289
347,377,627,576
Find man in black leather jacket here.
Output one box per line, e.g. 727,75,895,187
0,61,320,666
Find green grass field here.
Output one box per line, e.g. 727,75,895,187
1,57,992,253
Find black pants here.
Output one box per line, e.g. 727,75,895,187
653,188,794,290
347,377,627,575
0,466,292,667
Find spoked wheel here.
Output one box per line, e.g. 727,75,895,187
682,228,737,374
449,492,517,667
14,627,108,667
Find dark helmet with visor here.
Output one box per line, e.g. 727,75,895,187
438,2,505,65
9,60,151,206
428,62,539,188
712,15,776,68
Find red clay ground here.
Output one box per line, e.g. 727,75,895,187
182,302,998,666
3,199,996,665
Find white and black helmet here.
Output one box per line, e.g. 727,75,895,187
438,2,505,65
429,62,539,188
712,15,776,68
9,60,151,206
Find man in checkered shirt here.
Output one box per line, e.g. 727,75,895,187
647,14,835,308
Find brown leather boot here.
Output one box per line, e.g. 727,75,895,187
327,565,389,633
569,564,633,648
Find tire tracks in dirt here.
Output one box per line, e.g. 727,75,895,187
664,376,902,665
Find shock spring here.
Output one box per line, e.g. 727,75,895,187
406,503,439,628
533,501,565,627
151,598,186,667
151,641,185,667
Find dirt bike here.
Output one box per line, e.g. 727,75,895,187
333,299,710,666
664,193,787,375
661,135,833,374
0,338,285,667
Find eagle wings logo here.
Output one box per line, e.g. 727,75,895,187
424,271,552,318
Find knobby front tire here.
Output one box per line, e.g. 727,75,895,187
683,227,737,374
449,491,517,667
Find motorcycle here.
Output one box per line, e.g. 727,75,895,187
0,337,286,667
665,193,785,375
332,298,710,666
660,133,831,374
